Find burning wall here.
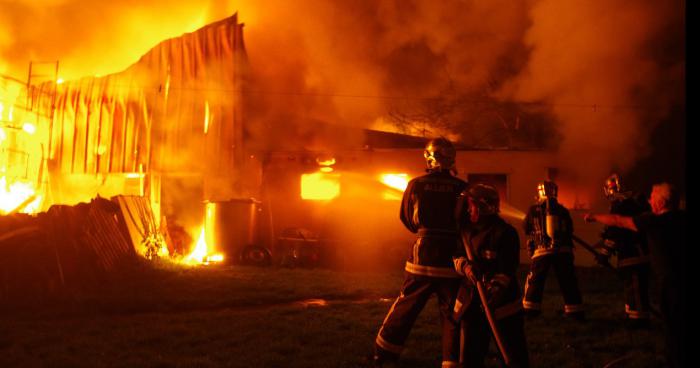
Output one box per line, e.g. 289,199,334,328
7,14,249,213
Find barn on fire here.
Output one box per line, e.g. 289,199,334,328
1,13,603,271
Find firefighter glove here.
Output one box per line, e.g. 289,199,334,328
453,257,481,284
453,257,468,276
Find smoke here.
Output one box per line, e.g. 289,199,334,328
239,0,684,189
1,0,685,187
499,0,685,193
240,0,533,151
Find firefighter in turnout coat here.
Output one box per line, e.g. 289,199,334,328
599,174,652,327
522,181,585,320
452,184,529,367
374,137,468,368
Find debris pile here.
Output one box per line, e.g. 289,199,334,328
0,196,142,302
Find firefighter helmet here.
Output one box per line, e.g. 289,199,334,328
537,180,558,201
424,137,456,172
464,183,500,214
603,174,621,200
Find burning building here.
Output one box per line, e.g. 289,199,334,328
1,14,249,263
0,4,683,271
0,12,591,269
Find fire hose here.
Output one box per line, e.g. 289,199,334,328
572,234,662,318
571,234,615,271
461,233,513,366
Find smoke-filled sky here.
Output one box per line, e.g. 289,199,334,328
0,0,686,191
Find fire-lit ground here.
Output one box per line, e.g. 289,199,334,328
0,264,665,367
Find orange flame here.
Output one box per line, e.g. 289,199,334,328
0,91,44,214
182,225,224,265
379,173,408,200
380,173,408,192
316,157,336,166
301,172,340,200
183,227,208,264
204,100,210,134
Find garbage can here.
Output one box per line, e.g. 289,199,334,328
207,198,270,265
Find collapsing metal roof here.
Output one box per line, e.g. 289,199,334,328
18,14,248,199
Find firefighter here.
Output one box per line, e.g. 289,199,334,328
522,181,584,320
599,174,652,328
452,184,529,368
584,183,686,367
374,137,468,368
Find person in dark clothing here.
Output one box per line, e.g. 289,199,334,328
598,174,652,327
452,184,529,368
585,182,685,367
522,181,584,320
374,137,468,368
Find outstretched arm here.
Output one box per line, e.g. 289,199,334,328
584,213,638,232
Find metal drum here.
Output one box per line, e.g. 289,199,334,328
206,198,263,264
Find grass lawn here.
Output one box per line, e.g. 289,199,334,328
0,261,666,367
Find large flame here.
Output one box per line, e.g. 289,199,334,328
0,177,42,214
0,86,44,215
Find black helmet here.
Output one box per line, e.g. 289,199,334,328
603,174,621,200
537,180,558,201
424,137,456,172
464,183,500,214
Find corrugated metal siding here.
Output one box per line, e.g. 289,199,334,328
27,13,248,176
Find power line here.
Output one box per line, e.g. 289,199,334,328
8,78,680,111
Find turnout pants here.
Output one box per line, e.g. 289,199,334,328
523,252,584,315
375,272,461,366
460,301,529,368
620,263,651,320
